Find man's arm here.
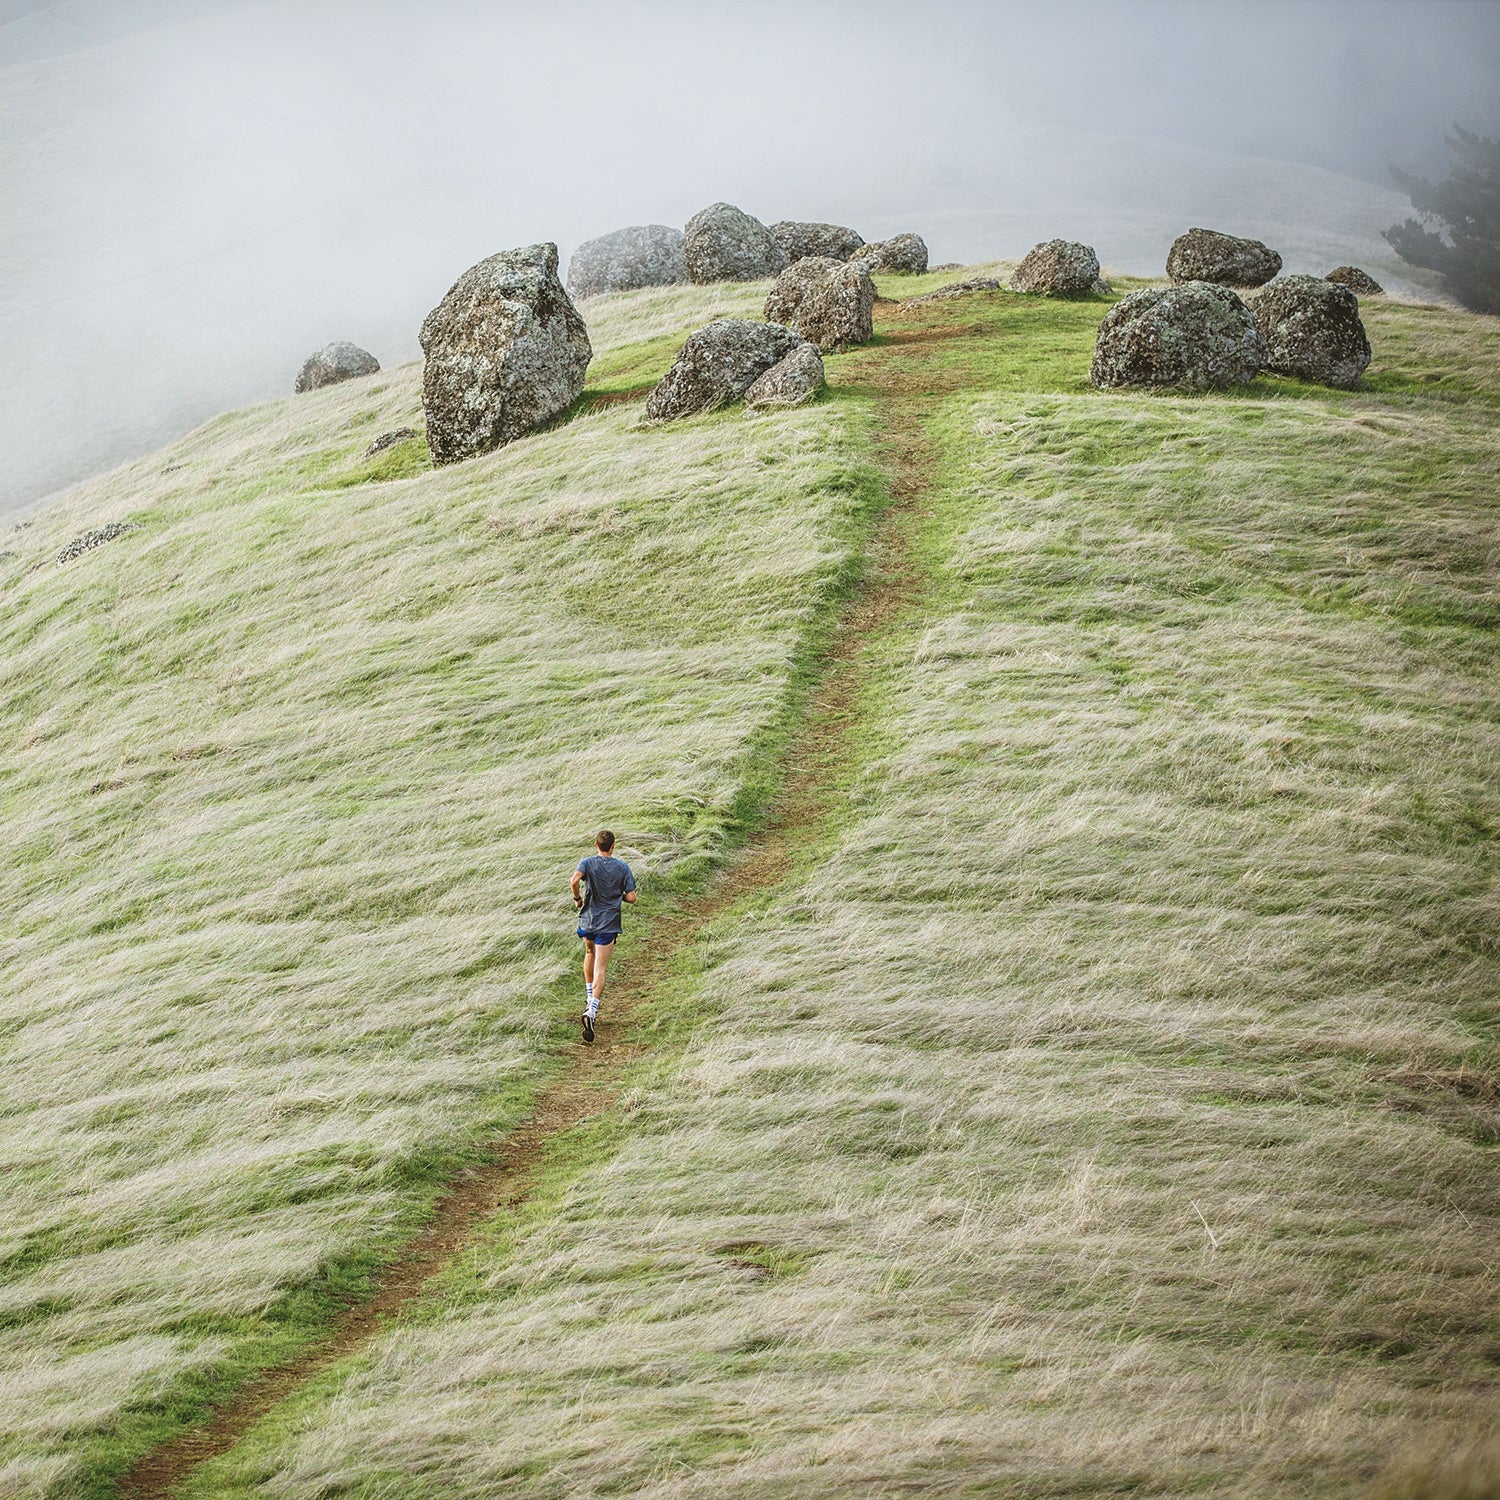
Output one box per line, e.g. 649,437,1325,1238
624,869,638,904
570,866,584,907
624,889,638,904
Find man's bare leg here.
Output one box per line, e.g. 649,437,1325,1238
590,940,614,1010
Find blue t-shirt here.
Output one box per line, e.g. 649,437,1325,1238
575,854,636,934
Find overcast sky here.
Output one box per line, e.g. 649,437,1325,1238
3,0,1497,519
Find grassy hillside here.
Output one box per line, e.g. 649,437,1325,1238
4,268,1498,1498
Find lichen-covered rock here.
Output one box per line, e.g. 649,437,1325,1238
745,343,826,408
1090,281,1266,390
1010,240,1101,297
566,224,688,299
770,221,865,264
682,203,787,284
643,320,803,422
1248,275,1371,388
1166,228,1282,288
419,243,591,467
294,340,379,393
762,257,874,351
853,233,929,275
1325,265,1384,297
56,522,135,565
365,427,417,456
897,277,1002,310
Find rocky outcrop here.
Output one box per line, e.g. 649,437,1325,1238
1090,282,1266,391
566,224,688,299
419,243,592,467
365,427,417,456
1325,265,1384,296
745,343,826,408
683,203,787,284
295,341,379,392
898,277,1002,310
1249,275,1371,388
762,257,874,351
1166,228,1282,288
56,522,135,565
1010,239,1101,297
770,221,865,264
643,320,803,422
853,233,929,275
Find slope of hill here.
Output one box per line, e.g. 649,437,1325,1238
3,270,1498,1499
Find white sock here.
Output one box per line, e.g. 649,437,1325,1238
586,995,599,1019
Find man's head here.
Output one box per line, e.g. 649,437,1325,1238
595,829,615,853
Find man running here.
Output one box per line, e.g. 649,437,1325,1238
571,829,636,1043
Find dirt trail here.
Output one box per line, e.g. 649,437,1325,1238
120,309,962,1499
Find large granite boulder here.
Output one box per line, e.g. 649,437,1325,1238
1010,239,1101,297
643,320,803,422
1325,265,1384,297
762,256,874,352
745,343,826,409
683,203,787,284
1166,228,1282,287
1091,282,1266,391
770,221,865,264
419,242,592,467
294,340,379,392
1248,275,1371,388
854,233,929,275
566,224,688,299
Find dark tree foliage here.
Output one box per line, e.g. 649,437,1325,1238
1384,126,1500,314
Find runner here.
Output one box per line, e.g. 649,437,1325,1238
571,829,636,1043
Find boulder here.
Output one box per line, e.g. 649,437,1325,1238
683,203,787,284
566,224,689,299
770,221,865,263
1010,239,1101,297
365,426,417,456
854,233,929,275
1166,228,1282,288
1325,265,1384,297
1090,281,1266,391
762,257,875,351
898,277,1002,310
1248,275,1371,388
643,320,803,422
745,343,826,409
295,340,379,393
419,242,592,467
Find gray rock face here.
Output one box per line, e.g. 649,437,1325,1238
295,340,379,393
762,257,875,352
745,343,826,408
1166,228,1282,288
1325,265,1384,296
1090,281,1266,391
419,243,592,467
566,224,688,299
899,277,1002,310
853,232,929,275
1249,275,1371,388
770,221,865,263
643,320,804,422
1010,239,1101,297
683,203,787,284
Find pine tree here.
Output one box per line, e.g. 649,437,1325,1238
1384,126,1500,314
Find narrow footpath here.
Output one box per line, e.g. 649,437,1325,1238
121,304,965,1499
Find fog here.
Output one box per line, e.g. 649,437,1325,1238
3,0,1497,522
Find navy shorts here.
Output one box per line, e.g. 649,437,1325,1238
577,928,618,946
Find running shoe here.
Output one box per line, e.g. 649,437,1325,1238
582,1011,595,1044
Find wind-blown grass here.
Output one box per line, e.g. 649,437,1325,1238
191,294,1499,1497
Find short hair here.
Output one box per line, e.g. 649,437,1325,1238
595,829,615,852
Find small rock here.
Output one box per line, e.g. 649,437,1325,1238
898,277,1002,310
929,262,964,272
853,233,929,275
420,242,592,466
745,343,826,408
295,341,379,393
1166,228,1282,288
769,221,866,263
566,224,689,298
365,427,417,457
1325,265,1384,297
1091,281,1266,391
643,320,804,422
762,257,874,351
1249,275,1371,388
56,522,135,565
1010,239,1101,297
683,203,787,284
